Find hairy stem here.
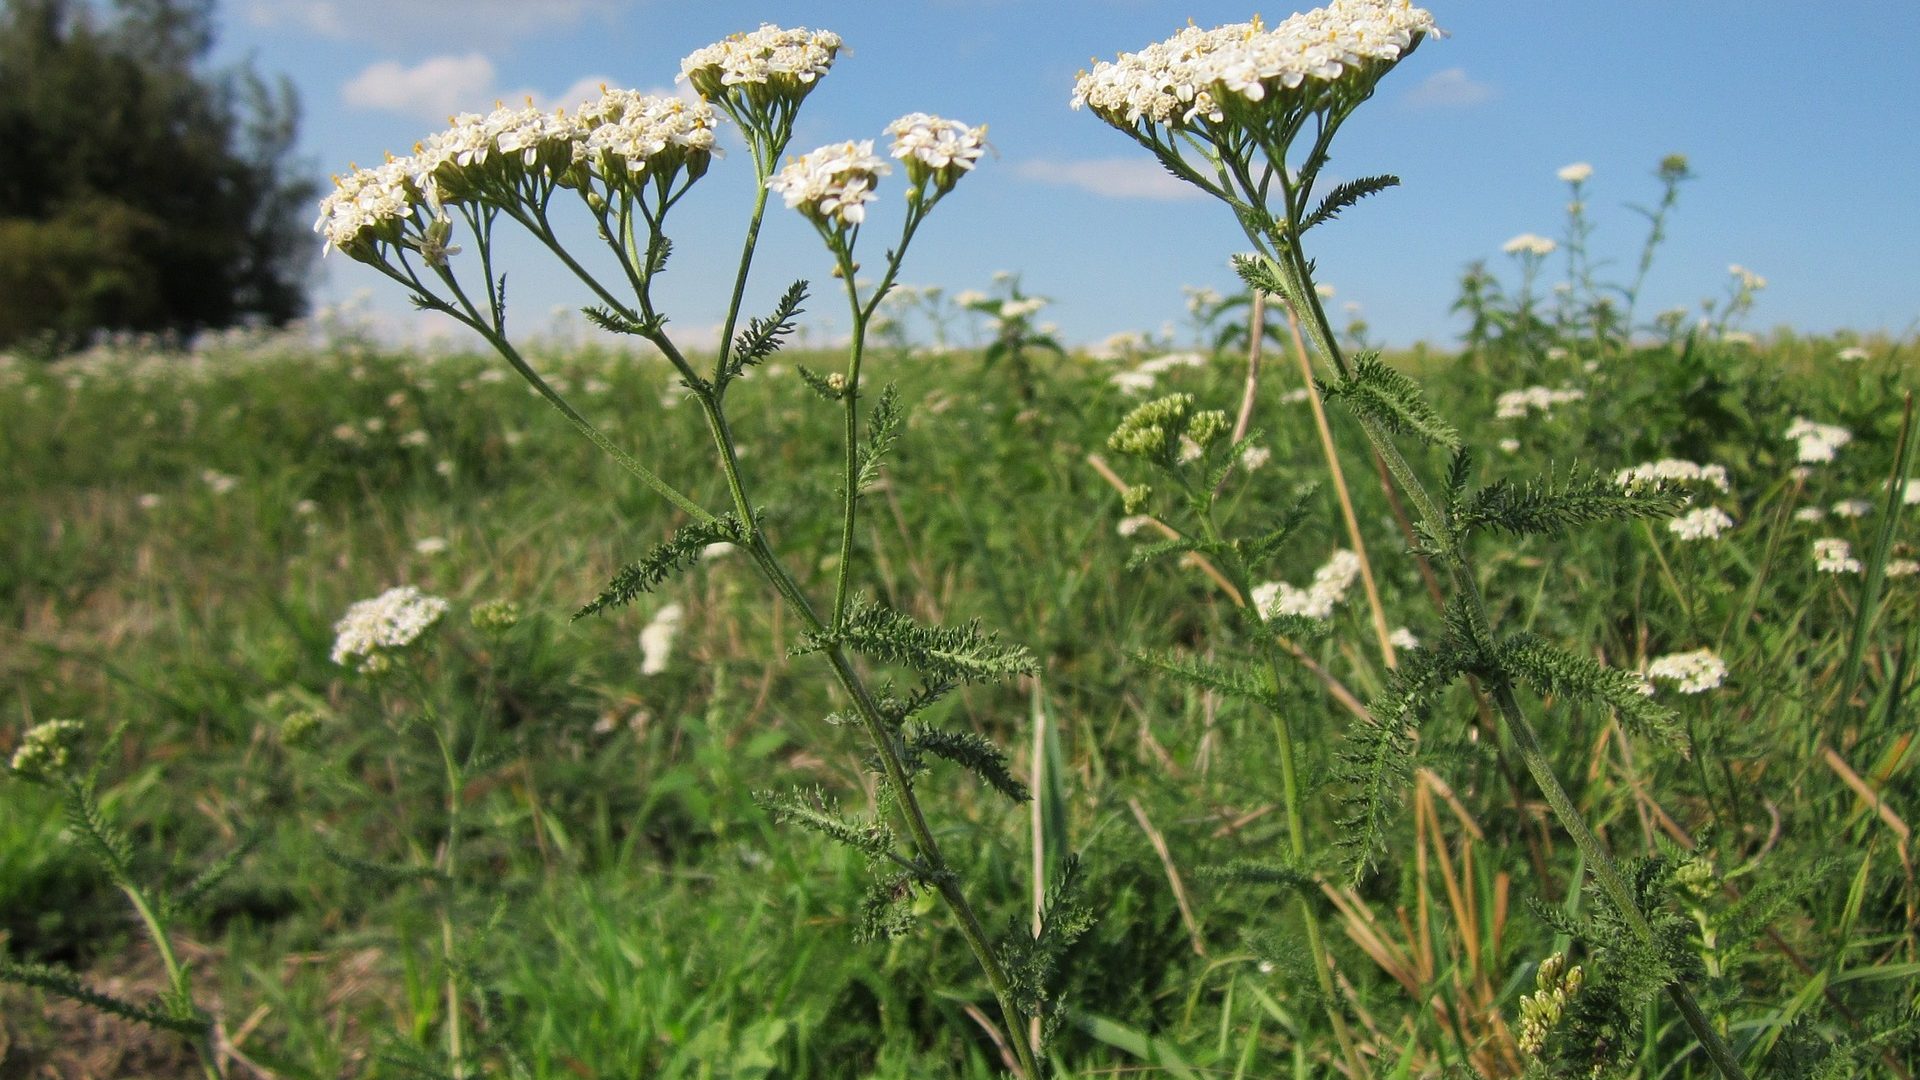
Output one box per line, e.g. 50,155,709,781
121,882,222,1080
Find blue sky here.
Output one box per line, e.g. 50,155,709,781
214,1,1920,350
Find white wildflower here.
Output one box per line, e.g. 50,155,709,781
1728,263,1767,290
885,112,988,192
136,493,163,510
639,602,686,675
1499,438,1521,453
1241,445,1272,471
701,542,736,561
1668,507,1734,541
1388,626,1420,650
1836,346,1869,362
1615,459,1731,494
1496,385,1585,420
1831,498,1874,519
399,429,430,447
1886,559,1920,578
330,585,450,672
202,469,239,495
767,139,891,227
1000,297,1049,320
1252,549,1362,621
1502,233,1557,257
1646,648,1727,694
1785,417,1851,464
1813,538,1861,574
9,719,85,782
1792,507,1827,523
680,24,843,100
413,536,450,556
1117,514,1155,537
1282,387,1313,404
1906,479,1920,506
1138,351,1207,375
1557,162,1592,184
1109,370,1158,394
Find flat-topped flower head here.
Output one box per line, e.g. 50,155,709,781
1502,232,1557,257
574,88,721,187
767,139,891,228
1646,648,1727,694
315,153,432,260
330,585,450,673
681,24,843,111
1071,0,1437,135
1668,506,1734,542
886,112,988,195
1108,392,1228,464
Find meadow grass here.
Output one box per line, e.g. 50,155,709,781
2,321,1914,1077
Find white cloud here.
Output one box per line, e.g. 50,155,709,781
1402,67,1495,109
1013,158,1207,202
247,0,619,42
341,56,647,122
343,54,500,122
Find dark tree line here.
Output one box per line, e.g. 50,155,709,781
0,0,315,351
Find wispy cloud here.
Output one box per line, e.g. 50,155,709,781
1013,158,1206,202
340,56,644,123
1402,67,1495,109
246,0,618,43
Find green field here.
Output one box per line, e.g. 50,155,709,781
2,322,1915,1077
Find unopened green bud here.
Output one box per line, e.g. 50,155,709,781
1122,484,1153,515
8,719,84,783
281,709,326,749
471,599,521,635
1674,856,1717,901
1109,393,1194,460
1188,409,1231,450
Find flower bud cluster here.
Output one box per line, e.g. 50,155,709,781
1107,393,1230,463
1071,0,1436,131
1516,953,1585,1056
9,718,84,783
1813,537,1861,574
1614,458,1730,494
1785,417,1850,464
330,585,451,673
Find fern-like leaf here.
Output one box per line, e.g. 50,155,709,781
753,788,896,858
1124,535,1208,572
1334,648,1463,881
854,383,903,493
1498,634,1687,752
1201,858,1317,894
909,728,1029,803
580,305,661,338
1322,352,1460,449
0,956,207,1035
801,596,1038,685
575,513,747,619
1455,466,1687,538
722,279,806,383
1230,252,1290,302
1130,649,1279,709
319,841,447,886
796,364,845,402
61,781,133,884
1241,488,1317,566
1300,174,1400,232
163,828,263,921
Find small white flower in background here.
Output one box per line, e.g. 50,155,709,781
1252,549,1362,622
294,499,319,516
1282,387,1313,404
332,423,363,444
1721,330,1756,347
582,378,611,396
1314,283,1336,298
1785,417,1851,464
1138,351,1207,375
1615,459,1731,494
1109,370,1158,394
639,602,686,675
435,459,454,477
1646,648,1727,694
1116,514,1155,538
1668,507,1734,541
363,417,386,433
330,585,450,672
1792,507,1827,524
399,429,430,447
701,541,736,561
1728,264,1767,290
1837,346,1870,362
767,139,891,227
999,296,1049,320
1886,559,1920,579
136,493,163,510
201,469,239,495
1495,385,1585,420
1903,479,1920,506
1813,538,1861,574
1557,161,1593,184
1389,626,1420,650
1831,499,1874,519
413,536,450,556
1241,445,1272,471
1502,233,1556,256
1499,438,1521,453
952,289,988,308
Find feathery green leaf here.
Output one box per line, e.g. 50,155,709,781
0,956,208,1036
1455,466,1687,538
1300,174,1400,232
855,383,904,494
1322,352,1460,449
909,727,1029,804
575,513,747,619
1130,649,1279,708
800,596,1038,685
722,279,807,383
753,787,896,858
1498,634,1687,751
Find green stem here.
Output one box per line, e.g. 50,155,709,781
432,710,466,1079
121,882,222,1080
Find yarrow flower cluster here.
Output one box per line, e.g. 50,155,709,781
1615,459,1731,494
1495,385,1585,420
1785,417,1851,464
1502,233,1557,257
1250,550,1363,621
767,140,891,227
1556,162,1592,184
330,585,451,672
1070,0,1437,131
1831,498,1875,519
639,602,686,675
679,24,842,104
885,112,988,194
1668,507,1734,541
1813,538,1861,574
316,90,720,260
1516,953,1584,1056
9,718,85,782
1646,648,1728,694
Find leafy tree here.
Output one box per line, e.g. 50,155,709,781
0,0,314,350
